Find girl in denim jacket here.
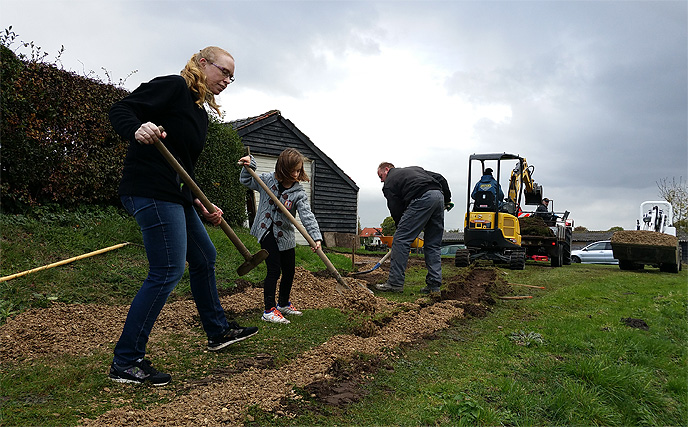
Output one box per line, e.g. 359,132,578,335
239,148,322,324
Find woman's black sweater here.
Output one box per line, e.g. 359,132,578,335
110,75,208,205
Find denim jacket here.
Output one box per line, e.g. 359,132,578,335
240,156,322,251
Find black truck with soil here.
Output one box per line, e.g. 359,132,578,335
518,214,573,267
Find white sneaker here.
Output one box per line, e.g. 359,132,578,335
276,302,302,316
262,307,290,324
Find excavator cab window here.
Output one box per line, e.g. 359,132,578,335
501,199,517,215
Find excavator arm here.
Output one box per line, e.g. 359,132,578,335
507,158,543,206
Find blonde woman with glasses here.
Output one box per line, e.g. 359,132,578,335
108,46,257,386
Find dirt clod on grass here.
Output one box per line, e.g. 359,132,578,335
621,317,649,330
1,257,518,426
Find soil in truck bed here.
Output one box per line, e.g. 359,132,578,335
519,216,554,237
611,230,678,247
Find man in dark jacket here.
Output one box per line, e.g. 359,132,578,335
471,168,504,208
536,198,550,214
374,162,452,294
536,197,557,222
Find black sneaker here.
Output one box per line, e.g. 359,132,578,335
207,321,258,351
373,282,404,293
420,285,441,294
109,359,171,386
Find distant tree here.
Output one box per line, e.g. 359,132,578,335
574,226,588,232
674,218,688,232
657,177,687,233
381,216,396,236
608,226,624,232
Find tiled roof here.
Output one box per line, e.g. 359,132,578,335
442,232,463,243
228,110,281,131
360,228,382,237
572,231,615,242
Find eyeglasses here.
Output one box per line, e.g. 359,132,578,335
210,63,235,83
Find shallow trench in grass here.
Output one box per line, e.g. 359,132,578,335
1,257,514,426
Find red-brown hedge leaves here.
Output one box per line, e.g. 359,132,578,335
1,45,128,210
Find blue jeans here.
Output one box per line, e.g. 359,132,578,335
114,196,229,365
388,189,445,288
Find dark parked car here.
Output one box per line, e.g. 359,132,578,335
571,241,618,264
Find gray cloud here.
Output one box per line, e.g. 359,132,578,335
2,0,685,231
441,0,686,202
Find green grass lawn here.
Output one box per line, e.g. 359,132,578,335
1,208,686,426
352,264,687,426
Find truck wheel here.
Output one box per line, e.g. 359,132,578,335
619,260,643,270
659,263,680,273
563,228,572,265
454,249,471,268
551,245,563,267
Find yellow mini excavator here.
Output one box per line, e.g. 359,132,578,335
456,153,572,269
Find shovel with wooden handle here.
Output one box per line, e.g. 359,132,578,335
349,249,392,276
241,153,368,294
153,129,268,276
0,242,131,283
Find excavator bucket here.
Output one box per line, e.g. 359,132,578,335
524,183,543,205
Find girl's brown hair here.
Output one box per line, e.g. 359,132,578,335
275,148,310,183
180,46,233,117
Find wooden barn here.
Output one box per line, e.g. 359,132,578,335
228,110,359,247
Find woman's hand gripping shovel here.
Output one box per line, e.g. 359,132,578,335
153,128,268,275
240,151,372,295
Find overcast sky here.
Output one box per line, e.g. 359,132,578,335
3,0,686,231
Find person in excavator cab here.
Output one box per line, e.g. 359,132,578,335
471,168,504,210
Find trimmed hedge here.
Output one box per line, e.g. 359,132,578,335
1,42,247,226
1,45,128,210
196,119,247,226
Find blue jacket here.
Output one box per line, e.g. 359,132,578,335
471,174,504,204
240,156,322,251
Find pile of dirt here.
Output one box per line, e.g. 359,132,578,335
0,268,354,362
298,352,383,408
1,258,517,426
441,266,513,317
611,230,678,247
519,216,554,237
